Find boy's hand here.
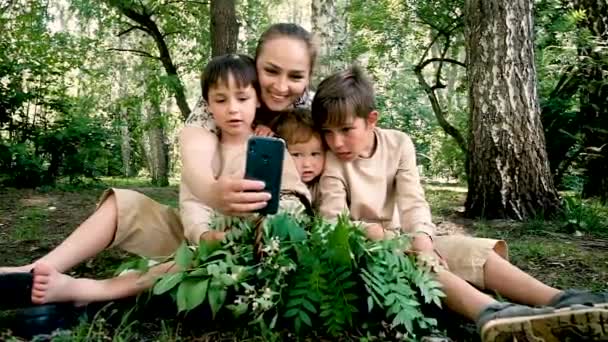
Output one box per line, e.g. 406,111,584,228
200,231,226,242
365,223,385,240
254,125,275,137
411,233,449,270
213,176,270,215
411,233,434,253
365,224,397,240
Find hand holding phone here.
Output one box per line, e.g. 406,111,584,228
244,136,285,215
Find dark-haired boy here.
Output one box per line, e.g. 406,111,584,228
312,65,608,341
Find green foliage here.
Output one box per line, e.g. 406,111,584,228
560,196,608,236
141,213,444,339
0,113,121,187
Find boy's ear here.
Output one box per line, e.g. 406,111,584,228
367,110,379,127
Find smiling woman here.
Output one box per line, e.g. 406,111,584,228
181,23,318,215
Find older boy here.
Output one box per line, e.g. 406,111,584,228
312,66,608,341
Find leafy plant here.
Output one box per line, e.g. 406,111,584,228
139,212,445,339
560,196,608,235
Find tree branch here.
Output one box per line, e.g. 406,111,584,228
162,31,181,38
162,0,209,6
108,48,161,60
418,57,466,70
414,33,468,158
106,0,191,119
118,25,150,36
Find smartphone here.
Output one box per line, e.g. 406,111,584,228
245,136,285,215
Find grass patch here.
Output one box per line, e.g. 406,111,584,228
11,207,47,241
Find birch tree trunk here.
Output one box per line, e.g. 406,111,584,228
464,0,561,219
117,37,134,177
142,69,170,187
311,0,349,81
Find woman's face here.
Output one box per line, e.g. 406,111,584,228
256,37,311,111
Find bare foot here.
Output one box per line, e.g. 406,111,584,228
31,262,87,305
0,264,35,274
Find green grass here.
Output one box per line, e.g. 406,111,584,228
11,207,47,241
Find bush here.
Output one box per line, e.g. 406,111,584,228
0,114,122,187
560,196,608,235
136,213,445,340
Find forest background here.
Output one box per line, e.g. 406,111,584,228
1,0,607,340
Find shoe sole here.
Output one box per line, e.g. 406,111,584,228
481,306,608,342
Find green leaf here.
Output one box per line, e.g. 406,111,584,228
175,242,194,269
226,303,248,317
208,287,227,318
197,239,223,261
301,299,317,313
176,278,209,312
153,272,185,295
188,268,208,277
298,310,312,327
367,296,374,312
284,308,300,318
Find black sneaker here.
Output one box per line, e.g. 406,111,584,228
477,302,608,342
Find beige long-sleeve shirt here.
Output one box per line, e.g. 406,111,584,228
318,128,435,236
180,140,311,244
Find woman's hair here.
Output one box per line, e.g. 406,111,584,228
255,23,317,75
201,54,258,101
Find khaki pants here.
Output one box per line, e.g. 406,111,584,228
100,188,508,288
101,188,184,261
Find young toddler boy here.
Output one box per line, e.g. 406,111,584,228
311,65,608,341
275,108,325,211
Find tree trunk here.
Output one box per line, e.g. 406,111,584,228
210,0,238,57
573,0,608,202
464,0,561,219
311,0,349,81
116,37,134,177
142,74,170,187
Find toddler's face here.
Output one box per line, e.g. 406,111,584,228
288,135,325,183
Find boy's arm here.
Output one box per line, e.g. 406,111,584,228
395,134,435,238
318,155,379,234
182,202,225,244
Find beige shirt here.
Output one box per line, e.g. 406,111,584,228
318,128,435,236
307,179,321,212
180,139,311,243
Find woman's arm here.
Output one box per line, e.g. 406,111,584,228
179,126,271,215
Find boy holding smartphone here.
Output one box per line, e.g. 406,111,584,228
22,54,310,306
180,54,311,243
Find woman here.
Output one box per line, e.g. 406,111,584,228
0,23,317,306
